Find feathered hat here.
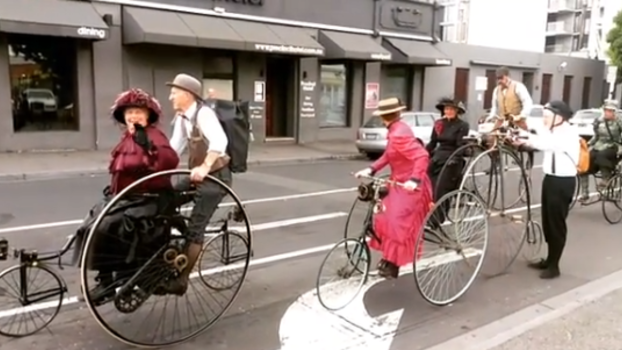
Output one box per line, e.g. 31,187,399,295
111,88,162,124
435,97,466,115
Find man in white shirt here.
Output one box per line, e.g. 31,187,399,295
165,73,231,295
512,100,578,280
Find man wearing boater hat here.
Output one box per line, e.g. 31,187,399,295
166,73,231,295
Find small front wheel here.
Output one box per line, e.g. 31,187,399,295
602,175,622,224
521,221,544,263
0,264,65,337
316,238,370,311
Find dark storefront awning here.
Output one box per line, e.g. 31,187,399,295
383,38,452,66
224,21,325,56
0,0,109,40
123,7,324,56
318,31,391,61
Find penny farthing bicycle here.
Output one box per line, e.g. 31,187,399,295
0,169,252,348
455,125,543,276
315,174,489,311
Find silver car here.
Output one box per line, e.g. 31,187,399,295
356,112,440,159
570,109,622,140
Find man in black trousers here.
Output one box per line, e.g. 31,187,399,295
512,100,579,279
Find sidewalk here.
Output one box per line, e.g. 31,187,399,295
0,141,362,181
426,268,622,350
492,288,622,350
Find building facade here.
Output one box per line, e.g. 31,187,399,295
440,0,549,53
0,0,609,151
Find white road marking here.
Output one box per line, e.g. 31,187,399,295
0,188,357,234
278,248,484,350
0,212,347,319
0,164,539,235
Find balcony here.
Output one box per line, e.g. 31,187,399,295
548,0,580,13
546,21,577,35
545,44,573,53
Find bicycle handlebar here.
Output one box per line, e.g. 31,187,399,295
352,173,408,188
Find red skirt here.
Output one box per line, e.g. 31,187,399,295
369,176,433,267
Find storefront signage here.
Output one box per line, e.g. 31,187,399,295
253,81,265,102
370,53,392,61
365,83,379,109
435,58,451,66
76,26,107,39
300,81,316,118
213,0,263,6
475,76,488,92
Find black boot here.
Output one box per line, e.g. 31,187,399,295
540,245,562,279
539,266,561,279
89,272,115,305
527,259,548,270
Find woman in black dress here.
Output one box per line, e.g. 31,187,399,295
426,98,470,219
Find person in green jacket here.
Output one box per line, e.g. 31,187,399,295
578,100,622,203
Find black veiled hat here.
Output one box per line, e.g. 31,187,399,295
435,97,466,115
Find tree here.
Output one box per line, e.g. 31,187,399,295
607,10,622,83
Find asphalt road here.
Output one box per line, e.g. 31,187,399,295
0,158,618,350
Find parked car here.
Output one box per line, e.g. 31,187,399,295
22,88,58,113
355,111,477,159
477,105,544,133
569,108,602,140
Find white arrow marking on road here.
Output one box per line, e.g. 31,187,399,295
278,248,483,350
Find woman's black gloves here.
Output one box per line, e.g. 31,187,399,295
133,124,153,152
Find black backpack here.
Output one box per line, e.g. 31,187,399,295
203,99,251,173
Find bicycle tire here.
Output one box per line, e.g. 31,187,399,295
602,174,622,224
316,238,370,311
0,264,65,337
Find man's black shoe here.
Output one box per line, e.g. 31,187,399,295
539,267,561,279
527,259,548,270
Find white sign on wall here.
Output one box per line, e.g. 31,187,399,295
475,76,488,92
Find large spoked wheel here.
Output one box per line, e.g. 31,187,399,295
521,221,544,263
414,190,488,306
461,148,531,277
80,169,252,348
316,238,370,311
602,174,622,224
435,143,487,199
0,264,65,337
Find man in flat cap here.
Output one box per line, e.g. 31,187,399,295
166,73,231,295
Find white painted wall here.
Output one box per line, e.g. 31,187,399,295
464,0,549,52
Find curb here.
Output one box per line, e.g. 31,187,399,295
0,153,364,182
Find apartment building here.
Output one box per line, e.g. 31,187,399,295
439,0,548,52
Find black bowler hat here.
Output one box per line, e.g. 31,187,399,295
544,100,573,120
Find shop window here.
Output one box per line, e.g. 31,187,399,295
203,53,235,100
319,64,349,127
381,66,411,107
8,34,78,132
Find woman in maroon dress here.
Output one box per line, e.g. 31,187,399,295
108,88,180,194
354,98,433,279
79,89,180,302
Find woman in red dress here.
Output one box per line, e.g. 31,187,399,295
354,98,433,279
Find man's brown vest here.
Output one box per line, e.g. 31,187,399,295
496,81,523,117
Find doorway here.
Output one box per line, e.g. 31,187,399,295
522,72,534,96
265,57,296,140
562,75,573,104
540,74,552,104
453,68,470,104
